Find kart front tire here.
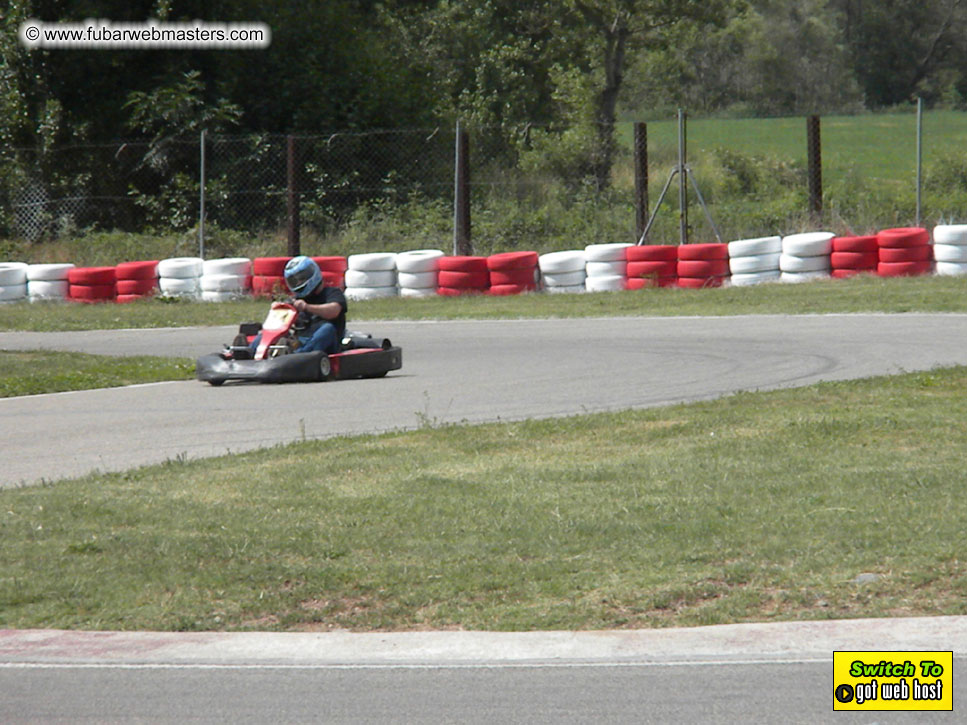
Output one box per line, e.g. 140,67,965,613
318,354,332,381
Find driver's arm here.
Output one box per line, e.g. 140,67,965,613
294,299,342,320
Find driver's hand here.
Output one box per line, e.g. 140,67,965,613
293,299,307,312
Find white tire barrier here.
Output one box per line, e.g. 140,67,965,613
398,271,437,289
396,249,444,273
727,236,781,258
159,277,201,295
932,225,967,245
935,261,967,276
0,262,28,286
586,260,627,277
202,257,251,277
345,269,398,288
400,286,437,298
585,274,626,292
27,279,70,300
542,270,587,287
348,252,398,271
932,244,967,263
584,243,631,262
781,232,834,257
781,271,830,283
780,232,832,282
158,257,204,278
546,284,587,294
200,273,247,293
345,285,398,300
729,252,781,275
730,270,781,286
540,250,586,292
539,250,586,273
0,283,27,302
27,263,74,282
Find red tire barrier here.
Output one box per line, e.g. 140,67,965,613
677,259,729,278
487,251,539,270
627,276,677,289
626,244,677,262
116,294,149,303
677,243,728,260
115,260,159,280
877,261,932,277
437,286,484,297
677,276,725,289
878,245,932,263
488,283,535,295
830,251,878,270
321,271,345,289
252,274,287,296
832,236,878,253
116,278,158,295
438,269,489,289
69,283,115,301
489,268,539,286
312,256,348,273
68,266,116,286
831,269,870,279
877,227,930,249
252,257,291,276
438,256,488,273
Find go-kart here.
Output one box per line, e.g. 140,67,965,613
196,301,402,386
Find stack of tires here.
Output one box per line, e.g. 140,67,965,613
200,258,251,302
677,243,729,288
539,250,586,294
877,227,932,278
0,263,28,303
727,236,781,286
830,236,878,279
115,260,159,303
584,243,630,292
626,245,678,289
780,232,833,283
251,257,290,297
345,253,398,301
313,256,348,289
158,257,203,299
487,251,540,295
396,249,444,298
68,266,116,302
27,263,73,302
932,225,967,276
437,256,489,296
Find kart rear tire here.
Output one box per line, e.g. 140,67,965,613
208,379,225,386
318,354,332,381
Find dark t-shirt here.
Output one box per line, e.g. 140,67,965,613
299,285,347,342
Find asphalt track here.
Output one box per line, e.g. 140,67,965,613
3,313,967,721
4,313,967,487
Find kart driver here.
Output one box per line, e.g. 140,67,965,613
249,256,347,354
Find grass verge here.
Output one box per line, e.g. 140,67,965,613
0,350,196,397
2,366,965,632
3,274,967,332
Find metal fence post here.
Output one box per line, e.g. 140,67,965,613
453,120,471,256
287,134,300,257
678,109,688,245
916,97,923,227
634,122,649,242
198,129,206,258
807,115,822,217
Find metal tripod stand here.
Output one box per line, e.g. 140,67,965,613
637,109,722,246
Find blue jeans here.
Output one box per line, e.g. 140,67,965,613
249,322,340,355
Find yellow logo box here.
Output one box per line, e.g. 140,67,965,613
833,651,952,711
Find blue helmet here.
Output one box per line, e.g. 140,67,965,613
284,256,322,298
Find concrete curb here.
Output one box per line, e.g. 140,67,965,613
2,616,965,666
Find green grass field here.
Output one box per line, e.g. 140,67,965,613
1,366,964,632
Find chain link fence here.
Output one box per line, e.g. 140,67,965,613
3,113,967,252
